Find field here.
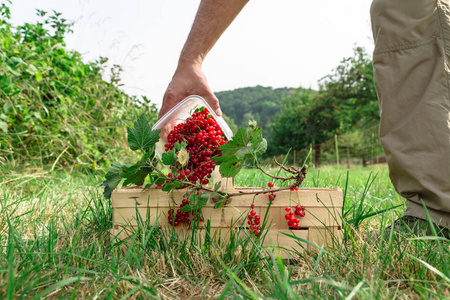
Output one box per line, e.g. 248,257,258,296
1,164,449,299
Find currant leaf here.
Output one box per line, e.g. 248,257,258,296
213,194,228,208
161,150,177,165
100,180,113,200
127,114,160,152
219,159,243,178
162,180,181,192
105,162,125,189
121,152,154,186
219,127,263,157
214,181,221,192
211,154,239,165
173,141,187,151
244,138,267,159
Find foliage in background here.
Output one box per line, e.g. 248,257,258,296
216,86,299,136
215,47,379,162
318,46,379,131
266,47,379,163
267,89,338,158
0,2,157,170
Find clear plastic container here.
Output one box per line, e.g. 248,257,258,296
152,95,233,159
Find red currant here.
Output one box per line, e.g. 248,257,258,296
164,107,227,185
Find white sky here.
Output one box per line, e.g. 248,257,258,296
10,0,375,109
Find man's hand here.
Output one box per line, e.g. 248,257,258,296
159,63,221,120
158,0,248,120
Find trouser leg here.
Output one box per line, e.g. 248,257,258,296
370,0,450,228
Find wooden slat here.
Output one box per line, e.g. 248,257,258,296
111,189,184,207
111,186,343,254
113,205,341,229
111,187,343,209
202,206,251,228
225,187,342,208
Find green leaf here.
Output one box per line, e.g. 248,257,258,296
173,181,181,189
219,127,263,157
105,162,125,189
192,106,205,114
245,138,267,158
211,154,239,165
180,204,193,212
100,180,112,200
214,181,221,192
127,114,160,152
173,141,187,151
161,151,177,165
162,180,182,192
219,159,243,178
121,152,154,186
143,183,153,191
154,176,166,185
142,174,163,190
214,194,228,208
122,168,149,186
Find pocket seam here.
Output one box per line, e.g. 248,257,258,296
373,36,437,55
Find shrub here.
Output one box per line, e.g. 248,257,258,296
0,1,157,170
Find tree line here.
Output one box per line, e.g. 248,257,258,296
1,1,378,170
216,47,379,163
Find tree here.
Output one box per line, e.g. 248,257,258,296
266,87,340,165
319,47,379,131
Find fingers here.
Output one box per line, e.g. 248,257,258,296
201,86,222,117
159,64,223,119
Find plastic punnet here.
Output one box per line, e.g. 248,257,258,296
152,95,233,159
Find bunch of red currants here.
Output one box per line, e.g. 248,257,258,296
164,107,227,185
247,204,262,237
167,198,203,227
285,205,306,229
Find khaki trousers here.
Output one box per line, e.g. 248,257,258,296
370,0,450,228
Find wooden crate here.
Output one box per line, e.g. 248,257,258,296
111,176,343,257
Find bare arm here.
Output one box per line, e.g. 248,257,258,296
159,0,249,119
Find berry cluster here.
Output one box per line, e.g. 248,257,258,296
164,107,226,185
284,205,306,229
247,204,262,237
167,198,204,226
167,198,190,226
268,193,276,201
267,182,276,202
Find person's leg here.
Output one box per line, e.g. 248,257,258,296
370,0,450,230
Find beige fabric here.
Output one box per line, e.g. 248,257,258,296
370,0,450,228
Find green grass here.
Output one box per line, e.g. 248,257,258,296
1,164,449,299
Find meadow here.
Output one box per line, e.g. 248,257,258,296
1,164,449,299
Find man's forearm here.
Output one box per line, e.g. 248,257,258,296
177,0,249,69
159,0,248,119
